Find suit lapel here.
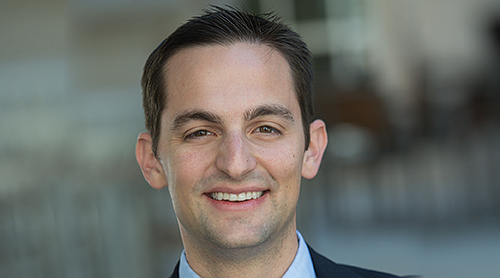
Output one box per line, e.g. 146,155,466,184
308,245,364,278
168,261,180,278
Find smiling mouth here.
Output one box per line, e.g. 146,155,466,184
209,191,266,202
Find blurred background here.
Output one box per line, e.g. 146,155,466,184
1,0,500,277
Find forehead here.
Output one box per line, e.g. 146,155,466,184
164,42,292,87
161,42,299,119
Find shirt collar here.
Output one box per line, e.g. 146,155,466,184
282,231,317,278
178,230,316,278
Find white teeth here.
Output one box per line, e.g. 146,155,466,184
210,191,264,202
237,193,246,201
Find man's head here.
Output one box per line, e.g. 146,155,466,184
141,6,315,156
135,5,328,268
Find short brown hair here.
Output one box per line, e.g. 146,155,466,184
141,6,315,156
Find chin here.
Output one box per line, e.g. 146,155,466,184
207,227,272,250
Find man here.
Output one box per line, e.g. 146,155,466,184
136,6,409,278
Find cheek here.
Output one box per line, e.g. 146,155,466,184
166,148,214,188
166,149,214,213
259,144,303,180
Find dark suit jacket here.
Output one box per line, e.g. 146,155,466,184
168,245,413,278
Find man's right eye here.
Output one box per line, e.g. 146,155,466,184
185,130,214,140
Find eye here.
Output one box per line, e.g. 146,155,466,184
255,125,281,135
185,129,215,140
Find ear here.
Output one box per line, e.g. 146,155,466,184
302,119,328,179
135,132,168,189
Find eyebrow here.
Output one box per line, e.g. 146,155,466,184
171,110,223,131
244,104,295,123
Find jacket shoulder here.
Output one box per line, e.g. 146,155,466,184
308,245,412,278
340,264,409,278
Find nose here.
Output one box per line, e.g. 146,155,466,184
216,131,257,179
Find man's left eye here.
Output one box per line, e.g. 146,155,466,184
255,126,280,134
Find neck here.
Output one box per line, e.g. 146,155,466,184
181,222,298,278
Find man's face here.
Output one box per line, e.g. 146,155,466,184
156,43,309,249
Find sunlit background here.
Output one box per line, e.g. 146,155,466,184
1,0,500,277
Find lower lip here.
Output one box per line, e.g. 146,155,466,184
205,191,268,211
